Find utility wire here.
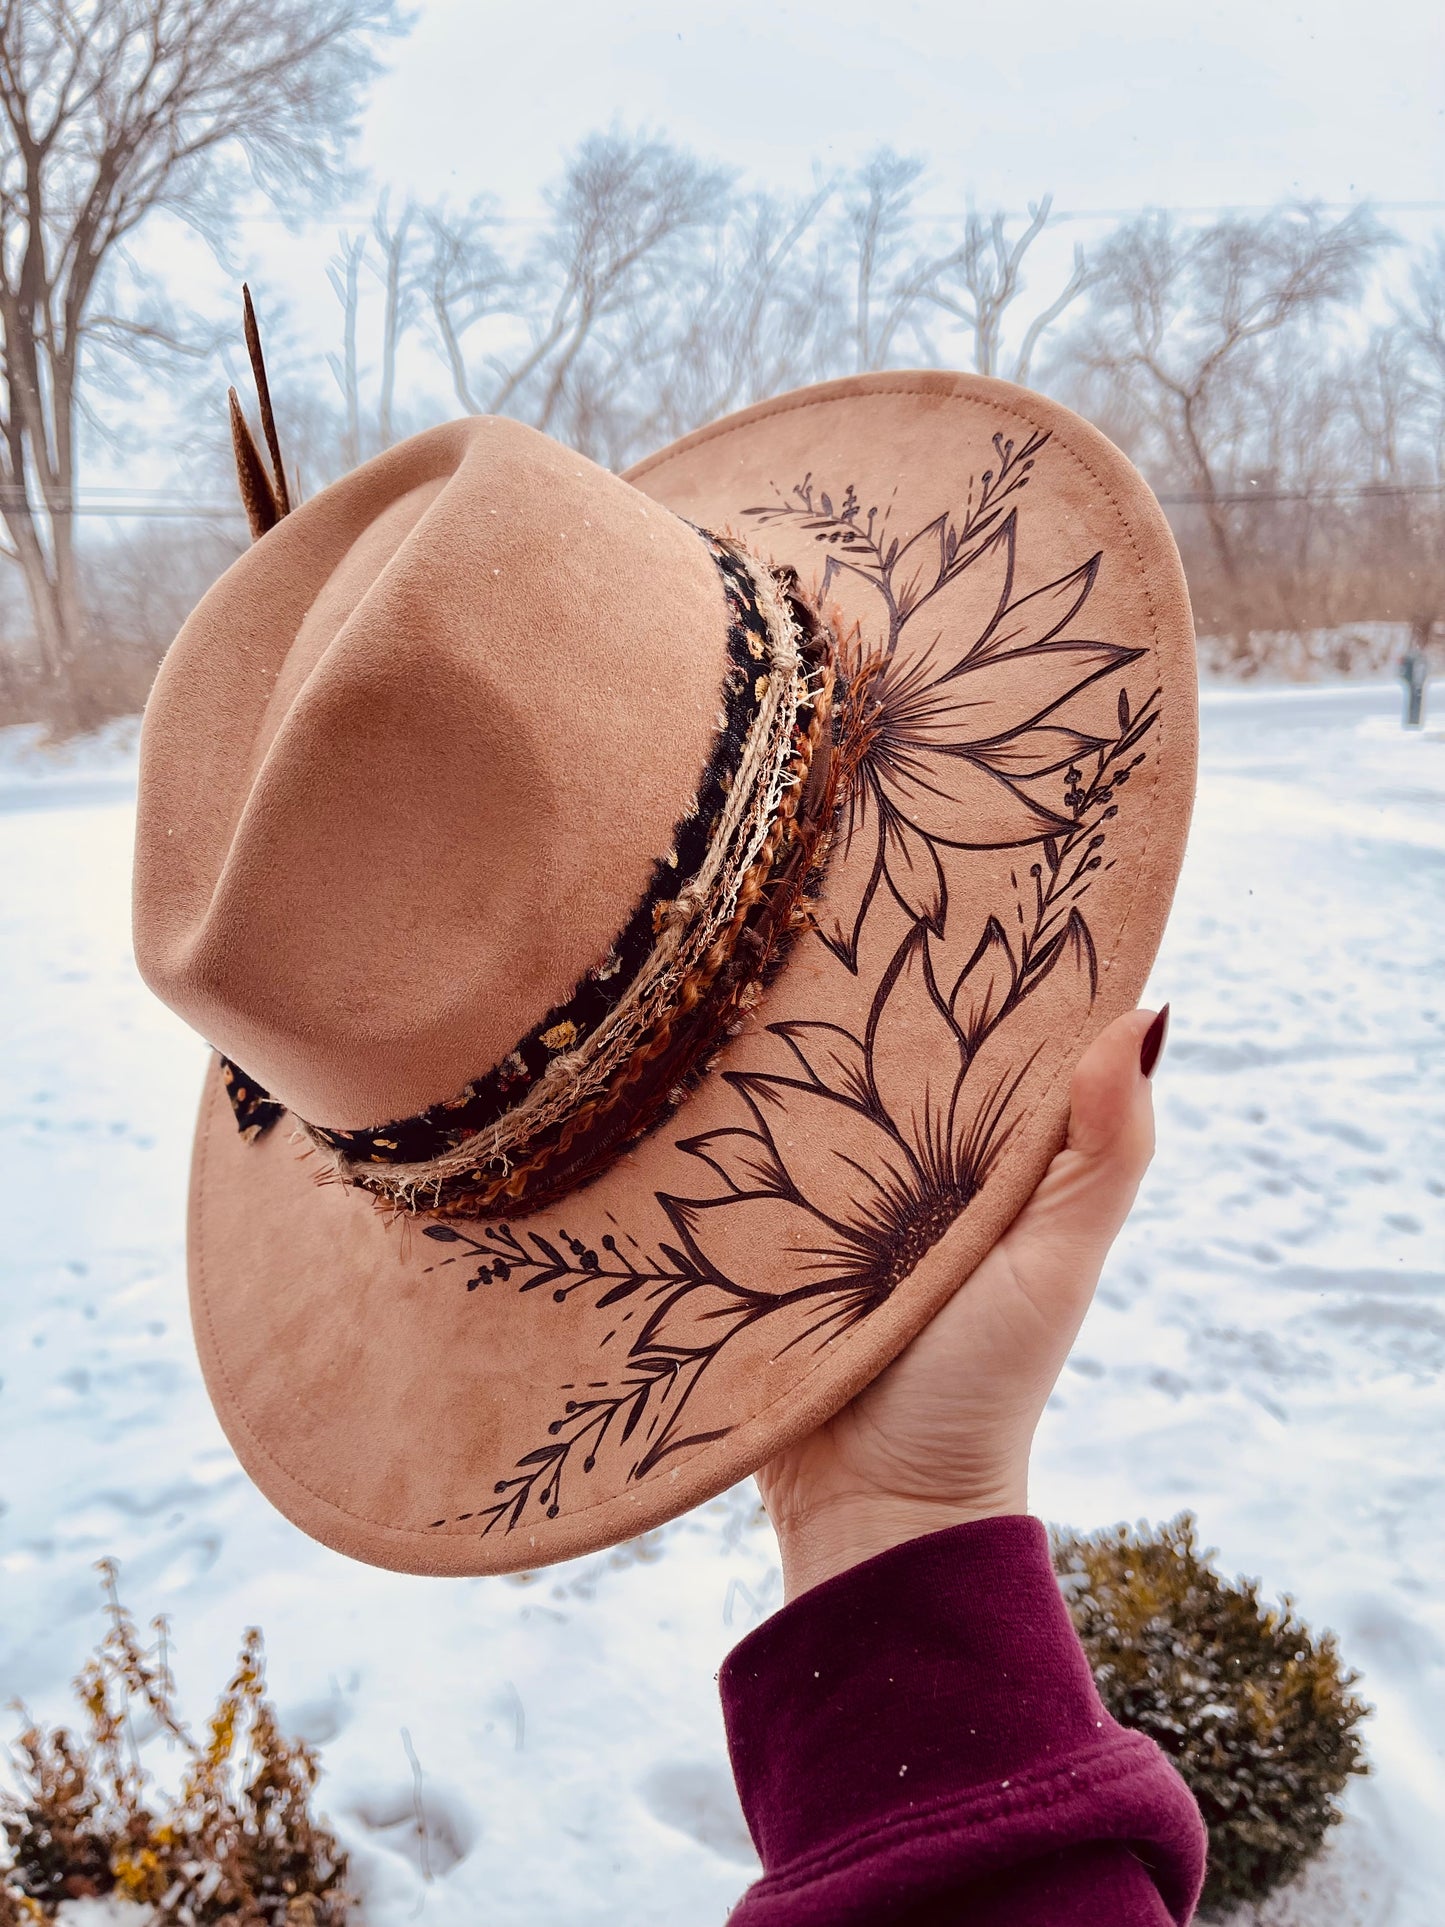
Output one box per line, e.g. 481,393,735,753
231,198,1445,229
1156,481,1445,505
6,481,1445,518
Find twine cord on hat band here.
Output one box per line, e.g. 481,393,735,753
219,529,843,1216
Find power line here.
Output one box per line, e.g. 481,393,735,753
231,197,1445,229
1158,481,1445,505
0,497,243,519
1044,200,1445,223
5,480,1444,519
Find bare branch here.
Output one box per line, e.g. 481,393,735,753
1013,241,1093,386
417,132,730,456
371,189,417,450
923,195,1090,378
0,0,408,696
326,228,366,468
844,149,932,372
1050,203,1395,664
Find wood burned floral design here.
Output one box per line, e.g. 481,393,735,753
744,435,1144,967
427,433,1162,1538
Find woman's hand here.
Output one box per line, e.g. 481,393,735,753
755,1006,1168,1600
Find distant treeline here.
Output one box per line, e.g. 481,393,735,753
3,0,1443,727
298,146,1445,678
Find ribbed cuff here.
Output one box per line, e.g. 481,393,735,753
720,1515,1206,1925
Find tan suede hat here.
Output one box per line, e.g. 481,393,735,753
134,341,1196,1575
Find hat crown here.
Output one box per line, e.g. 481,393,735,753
134,416,730,1130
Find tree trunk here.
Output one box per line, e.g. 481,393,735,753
1193,493,1255,672
3,502,67,679
2,492,102,729
51,506,86,668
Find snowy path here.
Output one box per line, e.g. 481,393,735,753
2,686,1442,1924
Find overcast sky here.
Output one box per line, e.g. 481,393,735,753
354,0,1443,214
281,0,1445,296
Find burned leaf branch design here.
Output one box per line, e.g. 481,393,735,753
419,1200,908,1536
971,679,1163,1034
747,456,1149,967
431,445,1163,1539
419,1222,705,1532
419,1221,675,1302
425,900,1081,1540
745,430,1049,656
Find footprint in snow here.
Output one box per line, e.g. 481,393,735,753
638,1760,758,1867
349,1778,476,1878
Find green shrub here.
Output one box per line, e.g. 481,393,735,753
1053,1513,1371,1917
1,1562,351,1925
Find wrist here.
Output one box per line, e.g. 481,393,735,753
773,1486,1028,1601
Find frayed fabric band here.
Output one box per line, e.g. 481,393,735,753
220,527,843,1217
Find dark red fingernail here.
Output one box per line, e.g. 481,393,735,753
1140,1004,1170,1079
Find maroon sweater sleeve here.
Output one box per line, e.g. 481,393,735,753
719,1515,1207,1926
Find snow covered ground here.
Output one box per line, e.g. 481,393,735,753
2,683,1442,1925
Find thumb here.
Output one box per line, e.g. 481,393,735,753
1002,1005,1163,1284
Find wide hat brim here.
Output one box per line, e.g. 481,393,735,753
187,371,1196,1575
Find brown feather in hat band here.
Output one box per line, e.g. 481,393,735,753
227,284,294,538
220,531,846,1218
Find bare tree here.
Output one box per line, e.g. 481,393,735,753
1381,241,1445,655
615,183,841,455
372,189,417,450
925,196,1092,383
839,163,1093,380
1398,236,1445,481
421,133,730,460
1264,315,1445,670
1222,345,1359,650
499,133,728,432
0,0,405,715
321,195,420,466
326,229,368,471
391,139,1091,471
419,194,508,418
844,150,940,371
1059,205,1389,664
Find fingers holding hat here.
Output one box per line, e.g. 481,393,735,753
1061,1003,1164,1201
979,1005,1165,1352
